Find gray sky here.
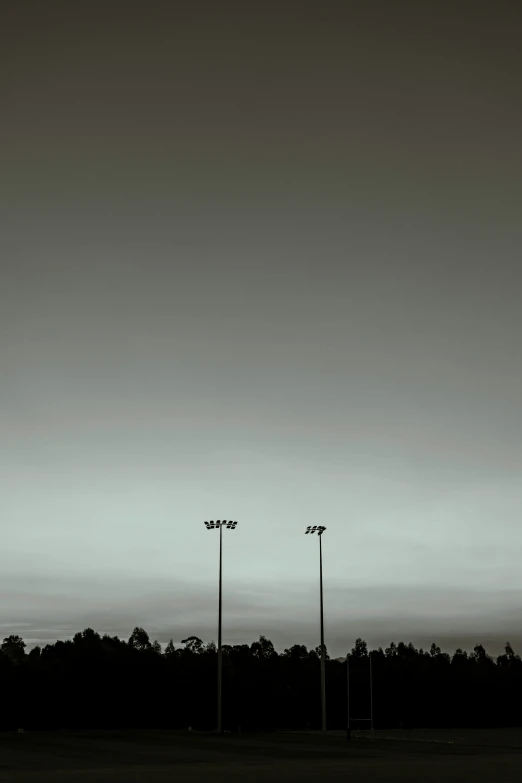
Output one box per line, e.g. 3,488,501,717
1,1,522,657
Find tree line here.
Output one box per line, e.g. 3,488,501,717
1,631,521,731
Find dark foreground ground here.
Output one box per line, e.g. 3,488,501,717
2,728,522,783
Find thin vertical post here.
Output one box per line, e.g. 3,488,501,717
370,651,374,732
319,534,326,731
346,653,351,740
217,522,223,733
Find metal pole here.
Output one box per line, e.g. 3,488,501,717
319,534,326,731
369,651,374,732
346,653,351,741
217,522,223,733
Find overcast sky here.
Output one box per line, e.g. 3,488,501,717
1,1,522,657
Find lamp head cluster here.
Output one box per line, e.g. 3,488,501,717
305,525,326,535
204,520,238,530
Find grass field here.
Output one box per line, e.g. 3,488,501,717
2,728,522,782
353,726,522,747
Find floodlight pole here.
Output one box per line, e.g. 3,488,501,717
205,520,237,734
370,650,374,732
346,653,351,740
319,533,326,732
305,525,327,731
217,521,223,734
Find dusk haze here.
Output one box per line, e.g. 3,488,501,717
2,0,522,661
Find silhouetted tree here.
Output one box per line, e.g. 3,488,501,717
3,628,521,732
250,635,276,659
128,627,151,651
1,635,26,663
497,642,521,667
181,636,204,654
283,644,308,659
351,638,368,658
164,639,176,657
310,644,330,660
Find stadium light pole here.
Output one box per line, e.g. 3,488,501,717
305,524,327,731
370,650,374,732
204,520,238,733
346,652,351,741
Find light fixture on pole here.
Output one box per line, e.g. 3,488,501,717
305,524,327,731
204,519,238,733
